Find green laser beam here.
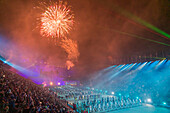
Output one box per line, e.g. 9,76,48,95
122,12,170,39
142,56,166,60
112,29,170,46
97,24,170,46
99,0,170,39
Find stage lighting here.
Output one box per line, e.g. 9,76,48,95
136,97,139,99
147,98,152,103
50,82,53,86
58,82,61,85
111,92,115,95
163,102,167,105
43,84,47,87
119,93,121,96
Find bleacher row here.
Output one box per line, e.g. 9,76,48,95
0,62,73,113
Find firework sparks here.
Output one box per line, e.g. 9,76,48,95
61,38,80,61
66,60,75,70
40,0,74,38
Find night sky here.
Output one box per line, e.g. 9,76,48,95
0,0,169,81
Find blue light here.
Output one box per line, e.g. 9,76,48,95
120,64,133,71
155,59,167,69
115,64,124,69
137,62,147,70
147,60,160,70
163,102,167,105
112,65,117,67
120,64,129,71
91,60,170,106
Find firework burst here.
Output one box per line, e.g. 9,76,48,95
40,0,74,38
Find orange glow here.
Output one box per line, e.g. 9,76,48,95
50,82,53,86
61,38,80,61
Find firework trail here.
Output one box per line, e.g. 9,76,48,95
66,60,75,70
60,38,80,62
40,0,74,38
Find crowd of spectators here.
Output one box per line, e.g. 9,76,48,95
0,61,142,113
0,62,72,113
